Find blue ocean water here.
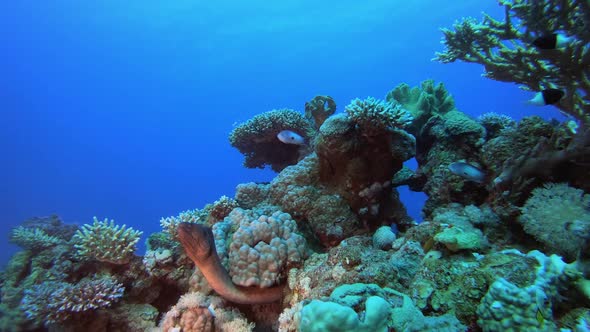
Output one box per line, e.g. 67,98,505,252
1,0,565,268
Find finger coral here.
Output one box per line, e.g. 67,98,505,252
73,217,142,264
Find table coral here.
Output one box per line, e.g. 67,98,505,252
229,108,316,172
21,274,124,327
435,0,590,124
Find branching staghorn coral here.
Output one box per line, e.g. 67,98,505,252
9,226,61,251
435,0,590,124
73,217,142,264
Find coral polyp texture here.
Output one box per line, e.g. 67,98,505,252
213,208,308,288
229,108,316,172
345,97,413,135
435,0,590,124
73,216,142,264
519,182,590,260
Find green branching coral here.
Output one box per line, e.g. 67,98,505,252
435,0,590,124
345,97,413,135
229,109,316,172
73,217,142,264
9,227,61,252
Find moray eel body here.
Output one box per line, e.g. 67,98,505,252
177,223,284,304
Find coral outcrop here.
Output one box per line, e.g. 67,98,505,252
229,109,316,172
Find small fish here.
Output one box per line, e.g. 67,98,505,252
448,162,486,183
566,120,579,134
527,89,564,106
277,130,305,145
532,33,573,50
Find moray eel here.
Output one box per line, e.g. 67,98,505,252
177,223,284,304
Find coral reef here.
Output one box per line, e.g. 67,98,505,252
388,79,487,217
3,6,590,328
316,104,415,228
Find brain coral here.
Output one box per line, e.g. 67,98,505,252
229,109,316,172
214,208,308,288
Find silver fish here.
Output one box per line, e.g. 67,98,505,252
448,162,486,183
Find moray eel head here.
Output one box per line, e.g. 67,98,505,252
178,223,216,264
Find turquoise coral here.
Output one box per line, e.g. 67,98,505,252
73,217,142,264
